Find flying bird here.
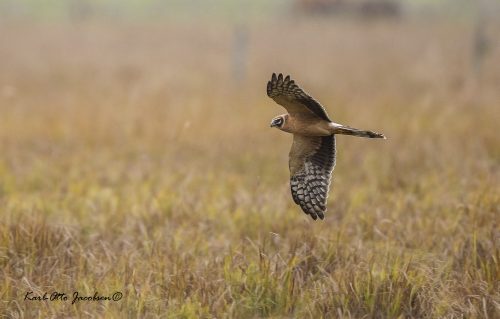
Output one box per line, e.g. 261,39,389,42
267,73,385,220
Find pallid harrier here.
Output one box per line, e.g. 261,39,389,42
267,73,385,220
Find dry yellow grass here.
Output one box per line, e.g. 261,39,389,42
0,18,499,318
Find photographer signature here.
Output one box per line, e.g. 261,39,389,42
24,291,123,304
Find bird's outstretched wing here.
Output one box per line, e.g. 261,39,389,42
267,73,332,122
289,134,336,220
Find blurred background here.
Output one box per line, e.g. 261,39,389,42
1,0,499,170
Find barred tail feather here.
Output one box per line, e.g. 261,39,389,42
331,124,386,139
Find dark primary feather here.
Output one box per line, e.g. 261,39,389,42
290,135,336,220
267,73,332,122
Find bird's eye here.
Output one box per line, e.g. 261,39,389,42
276,118,283,125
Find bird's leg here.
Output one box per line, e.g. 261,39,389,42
329,123,386,139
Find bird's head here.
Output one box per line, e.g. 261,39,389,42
270,114,287,129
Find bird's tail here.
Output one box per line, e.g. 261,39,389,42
331,123,386,139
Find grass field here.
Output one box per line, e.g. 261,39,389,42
0,17,499,318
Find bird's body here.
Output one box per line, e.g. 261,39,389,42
278,115,332,136
267,73,385,220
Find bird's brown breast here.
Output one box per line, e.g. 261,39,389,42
283,116,332,136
